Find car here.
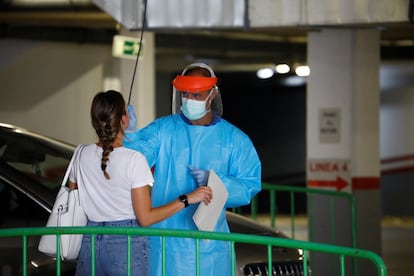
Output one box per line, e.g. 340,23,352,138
0,123,304,276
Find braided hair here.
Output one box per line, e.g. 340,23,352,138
90,90,126,180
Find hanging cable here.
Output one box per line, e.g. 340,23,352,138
128,0,148,105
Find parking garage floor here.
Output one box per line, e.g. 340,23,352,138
381,217,414,276
254,215,414,276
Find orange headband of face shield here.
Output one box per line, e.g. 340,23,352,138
172,75,218,93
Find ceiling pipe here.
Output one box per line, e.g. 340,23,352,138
0,0,115,29
5,0,93,7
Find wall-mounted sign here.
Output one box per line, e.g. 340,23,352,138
307,158,351,192
112,35,143,60
319,108,340,143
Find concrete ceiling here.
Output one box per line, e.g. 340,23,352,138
1,2,414,72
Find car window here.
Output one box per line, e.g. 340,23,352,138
0,181,48,228
0,128,73,192
1,144,69,190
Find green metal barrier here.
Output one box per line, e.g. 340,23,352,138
250,183,357,249
244,182,359,276
0,226,386,276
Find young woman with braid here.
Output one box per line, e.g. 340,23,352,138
69,90,212,276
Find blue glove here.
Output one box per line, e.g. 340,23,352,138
189,167,209,186
126,104,137,132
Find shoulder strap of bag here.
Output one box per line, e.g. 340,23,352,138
61,144,85,187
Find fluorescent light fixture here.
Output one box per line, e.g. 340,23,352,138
295,65,310,77
256,68,274,79
275,64,290,74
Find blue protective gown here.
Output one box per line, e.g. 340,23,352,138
124,114,261,276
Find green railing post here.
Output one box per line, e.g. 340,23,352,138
290,191,295,238
340,255,346,275
303,250,309,276
251,196,258,220
270,189,276,228
196,239,200,276
162,236,166,276
56,233,61,276
91,234,96,276
267,245,273,274
231,242,236,276
22,235,27,276
127,235,131,276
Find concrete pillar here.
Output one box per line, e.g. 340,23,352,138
307,29,381,275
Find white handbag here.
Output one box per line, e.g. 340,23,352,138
38,144,87,260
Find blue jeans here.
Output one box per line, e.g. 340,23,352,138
75,219,148,276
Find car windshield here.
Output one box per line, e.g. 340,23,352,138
0,125,74,192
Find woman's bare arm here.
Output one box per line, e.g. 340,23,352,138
131,185,212,227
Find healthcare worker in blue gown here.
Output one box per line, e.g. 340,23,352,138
124,63,261,276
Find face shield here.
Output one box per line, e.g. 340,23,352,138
172,63,223,117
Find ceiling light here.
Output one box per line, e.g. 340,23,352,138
256,68,274,79
275,64,290,74
295,65,310,77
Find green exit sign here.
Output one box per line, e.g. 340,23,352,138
112,35,143,59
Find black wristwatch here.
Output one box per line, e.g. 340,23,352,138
178,194,189,208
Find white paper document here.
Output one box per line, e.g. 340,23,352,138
193,170,228,231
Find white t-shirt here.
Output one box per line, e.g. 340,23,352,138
69,144,154,222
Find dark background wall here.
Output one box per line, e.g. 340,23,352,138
218,71,307,182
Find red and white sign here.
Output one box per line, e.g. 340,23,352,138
307,158,351,192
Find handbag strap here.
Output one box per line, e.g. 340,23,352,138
58,144,85,261
61,144,85,188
